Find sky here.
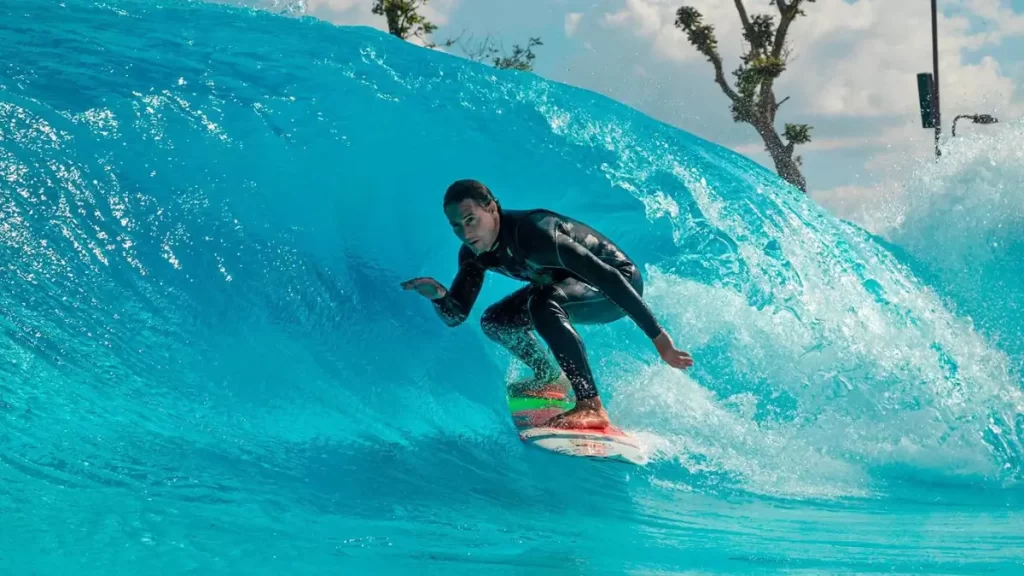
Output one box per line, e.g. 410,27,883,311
299,0,1024,215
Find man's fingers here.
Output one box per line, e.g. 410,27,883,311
659,348,693,370
672,352,693,369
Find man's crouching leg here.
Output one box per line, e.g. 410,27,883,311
479,288,572,400
526,289,611,429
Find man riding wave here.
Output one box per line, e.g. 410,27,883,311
402,179,693,429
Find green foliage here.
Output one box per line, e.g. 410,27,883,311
783,123,812,146
372,0,437,41
674,7,719,65
733,56,785,121
745,13,776,52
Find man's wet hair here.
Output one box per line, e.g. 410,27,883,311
443,179,500,210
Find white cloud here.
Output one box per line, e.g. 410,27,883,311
418,0,457,28
604,0,661,35
963,0,1024,36
303,0,381,28
565,12,583,37
602,0,693,62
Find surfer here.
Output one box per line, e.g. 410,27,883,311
401,179,693,429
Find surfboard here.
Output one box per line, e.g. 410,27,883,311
507,395,648,466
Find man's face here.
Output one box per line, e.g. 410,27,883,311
445,199,499,254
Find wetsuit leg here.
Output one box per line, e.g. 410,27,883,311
527,265,644,401
480,287,562,382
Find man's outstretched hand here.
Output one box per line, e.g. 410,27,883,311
400,277,447,300
653,331,693,369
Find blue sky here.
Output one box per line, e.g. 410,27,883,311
304,0,1024,213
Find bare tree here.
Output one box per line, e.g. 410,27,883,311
675,0,815,193
492,37,543,72
456,34,543,71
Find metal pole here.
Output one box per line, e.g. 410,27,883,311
931,0,941,157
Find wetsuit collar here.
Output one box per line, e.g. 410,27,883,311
488,205,511,254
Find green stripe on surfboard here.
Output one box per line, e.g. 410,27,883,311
507,395,574,413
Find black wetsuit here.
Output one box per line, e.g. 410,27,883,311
431,208,664,401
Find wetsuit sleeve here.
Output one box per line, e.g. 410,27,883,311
550,232,665,340
431,246,486,327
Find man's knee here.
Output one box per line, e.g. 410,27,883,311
480,305,515,341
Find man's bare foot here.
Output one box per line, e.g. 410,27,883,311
544,398,611,429
508,373,572,400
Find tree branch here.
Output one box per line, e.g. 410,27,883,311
760,0,813,117
399,10,410,38
733,0,754,38
710,58,741,104
771,3,799,59
675,7,741,104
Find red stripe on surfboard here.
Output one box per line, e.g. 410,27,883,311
520,426,635,442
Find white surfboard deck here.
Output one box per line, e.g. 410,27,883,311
518,426,648,466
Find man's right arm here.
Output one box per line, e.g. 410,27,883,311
432,246,486,327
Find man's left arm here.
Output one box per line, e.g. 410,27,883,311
549,232,665,340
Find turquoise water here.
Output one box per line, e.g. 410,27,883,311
2,0,1023,573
